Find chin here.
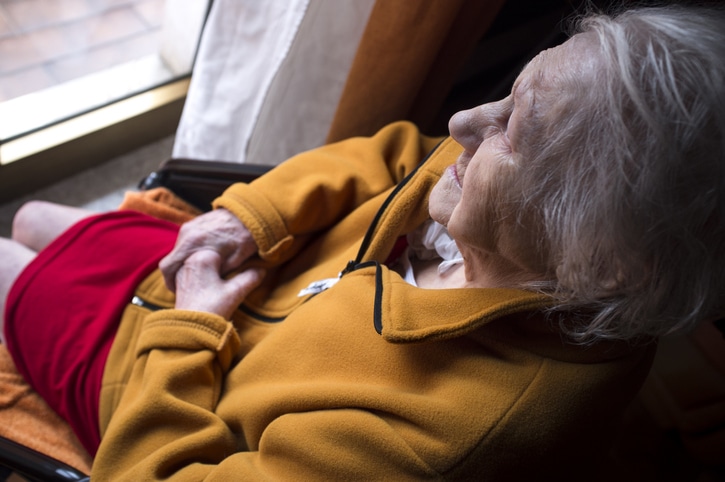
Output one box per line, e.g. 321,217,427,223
428,181,458,226
428,197,452,227
430,213,449,227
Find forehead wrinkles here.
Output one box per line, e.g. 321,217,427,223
515,53,550,119
526,39,600,132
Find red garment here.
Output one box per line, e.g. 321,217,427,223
3,210,179,456
384,236,409,266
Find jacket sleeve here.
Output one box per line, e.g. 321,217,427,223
212,121,443,264
92,310,439,481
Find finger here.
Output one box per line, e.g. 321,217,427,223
209,268,265,319
225,268,266,300
159,254,174,291
219,240,257,275
159,251,183,292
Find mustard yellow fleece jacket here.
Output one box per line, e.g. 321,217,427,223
94,122,655,480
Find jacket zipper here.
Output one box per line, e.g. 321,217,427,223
131,295,166,312
340,138,445,277
131,293,286,323
342,139,446,334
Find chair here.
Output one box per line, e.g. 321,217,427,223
137,158,272,212
0,436,89,482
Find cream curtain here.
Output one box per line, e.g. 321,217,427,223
173,0,508,165
172,0,375,165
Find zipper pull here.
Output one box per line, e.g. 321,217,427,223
298,260,360,298
297,277,340,297
340,259,357,277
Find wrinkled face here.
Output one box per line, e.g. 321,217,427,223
428,34,597,275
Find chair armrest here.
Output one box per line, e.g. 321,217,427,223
0,435,89,482
139,158,274,211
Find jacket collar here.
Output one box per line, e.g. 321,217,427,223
368,263,552,343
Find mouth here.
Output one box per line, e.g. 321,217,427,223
447,164,463,189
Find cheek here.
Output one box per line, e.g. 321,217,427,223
447,179,499,252
451,175,552,275
447,157,515,252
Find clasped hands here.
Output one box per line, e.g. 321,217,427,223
159,209,264,320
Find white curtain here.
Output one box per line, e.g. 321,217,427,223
172,0,375,165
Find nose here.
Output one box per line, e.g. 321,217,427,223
448,108,481,153
448,96,512,152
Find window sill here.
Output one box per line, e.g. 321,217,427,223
0,77,189,204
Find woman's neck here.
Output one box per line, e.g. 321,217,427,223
458,245,546,289
410,257,467,289
409,246,545,290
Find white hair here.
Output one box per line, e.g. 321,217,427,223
517,5,725,342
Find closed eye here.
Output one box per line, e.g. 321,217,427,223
491,127,512,154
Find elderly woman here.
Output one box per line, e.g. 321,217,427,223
1,4,724,480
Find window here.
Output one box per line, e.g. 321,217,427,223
0,0,210,197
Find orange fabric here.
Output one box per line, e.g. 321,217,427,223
119,187,202,225
326,0,508,142
0,343,93,474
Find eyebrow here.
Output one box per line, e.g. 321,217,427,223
511,57,536,98
512,76,529,101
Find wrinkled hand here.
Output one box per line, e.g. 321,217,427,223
160,209,258,292
174,250,264,319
